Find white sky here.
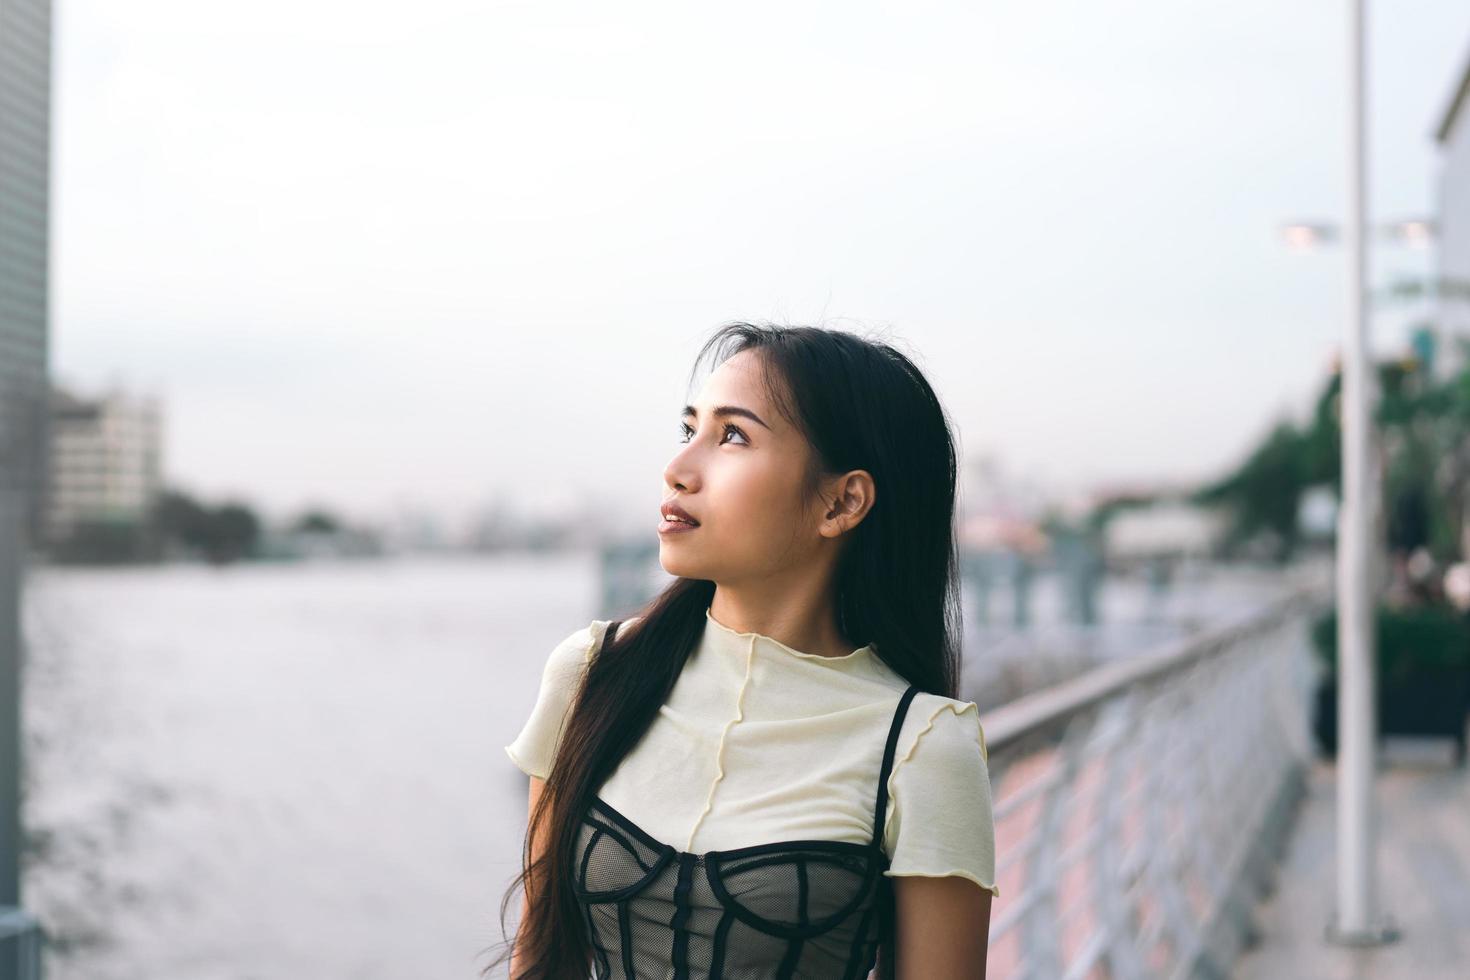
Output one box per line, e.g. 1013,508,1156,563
49,1,1470,530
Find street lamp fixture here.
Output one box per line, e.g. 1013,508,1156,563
1279,217,1438,251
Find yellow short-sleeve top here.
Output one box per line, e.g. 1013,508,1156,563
505,605,999,898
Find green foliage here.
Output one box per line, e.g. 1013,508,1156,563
1193,420,1307,561
293,510,340,533
1311,604,1470,682
1197,330,1470,563
47,517,154,564
150,490,261,564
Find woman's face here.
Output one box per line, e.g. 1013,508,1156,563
659,350,824,584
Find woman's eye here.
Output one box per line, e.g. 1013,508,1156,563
677,423,748,445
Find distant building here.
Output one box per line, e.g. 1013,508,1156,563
1435,47,1470,364
44,385,165,544
1103,499,1228,562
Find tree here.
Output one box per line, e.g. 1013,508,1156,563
1194,331,1470,565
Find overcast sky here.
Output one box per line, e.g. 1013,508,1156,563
50,1,1470,531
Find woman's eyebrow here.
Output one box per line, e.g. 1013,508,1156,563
681,404,771,431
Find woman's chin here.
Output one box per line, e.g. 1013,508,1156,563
656,547,702,578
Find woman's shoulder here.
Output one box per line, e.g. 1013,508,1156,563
544,620,600,666
897,691,989,766
545,612,645,667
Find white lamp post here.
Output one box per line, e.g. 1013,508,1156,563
1328,0,1398,946
1279,2,1413,948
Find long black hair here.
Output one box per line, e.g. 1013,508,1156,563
485,322,963,978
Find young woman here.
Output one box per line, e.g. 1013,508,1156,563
490,323,997,979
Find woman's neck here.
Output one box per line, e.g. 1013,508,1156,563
708,585,853,659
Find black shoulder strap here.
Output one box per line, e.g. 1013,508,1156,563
871,684,920,846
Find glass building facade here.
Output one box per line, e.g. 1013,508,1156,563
1,0,52,969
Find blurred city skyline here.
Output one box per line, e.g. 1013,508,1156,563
50,1,1470,530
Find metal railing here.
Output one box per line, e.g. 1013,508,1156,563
978,576,1330,979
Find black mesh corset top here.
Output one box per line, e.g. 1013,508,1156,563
570,621,922,979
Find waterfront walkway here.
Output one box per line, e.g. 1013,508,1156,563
1233,738,1470,979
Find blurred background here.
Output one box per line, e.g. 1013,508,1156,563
4,1,1470,978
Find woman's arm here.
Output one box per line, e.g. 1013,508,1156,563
893,875,992,978
511,774,549,977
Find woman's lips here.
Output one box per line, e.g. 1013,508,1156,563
658,518,700,534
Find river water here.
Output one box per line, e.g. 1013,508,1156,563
21,552,594,980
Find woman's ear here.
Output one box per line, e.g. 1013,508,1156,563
820,470,876,537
